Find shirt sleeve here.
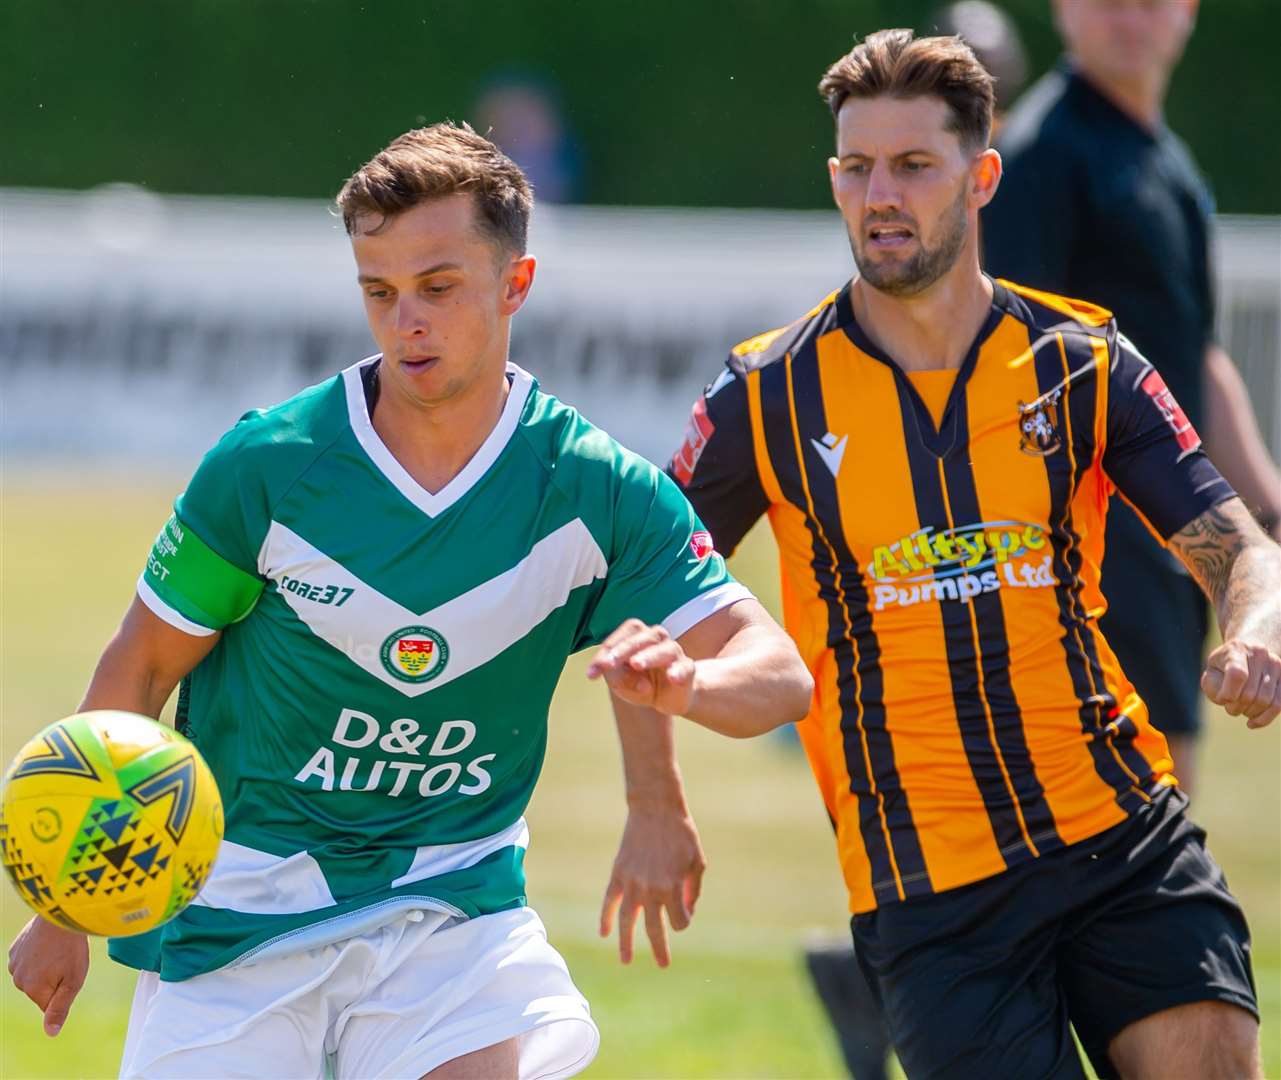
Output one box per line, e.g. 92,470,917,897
579,453,753,650
982,136,1080,293
665,363,769,557
1102,329,1236,540
136,420,269,635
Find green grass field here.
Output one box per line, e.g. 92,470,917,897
1,473,1277,1078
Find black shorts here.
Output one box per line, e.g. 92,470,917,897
1099,507,1209,737
851,787,1257,1079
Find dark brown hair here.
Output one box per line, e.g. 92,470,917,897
818,29,995,150
337,122,533,254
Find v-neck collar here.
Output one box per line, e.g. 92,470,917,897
837,278,1006,458
341,356,534,519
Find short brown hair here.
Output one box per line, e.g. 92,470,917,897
818,29,994,150
337,122,533,254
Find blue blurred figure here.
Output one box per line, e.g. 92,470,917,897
473,76,584,204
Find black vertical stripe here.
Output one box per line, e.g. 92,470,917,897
1107,713,1156,786
1080,335,1159,786
893,383,1031,864
1030,324,1150,813
938,401,1064,853
756,347,904,904
789,337,933,899
1064,336,1158,788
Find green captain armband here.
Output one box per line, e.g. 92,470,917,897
142,514,265,630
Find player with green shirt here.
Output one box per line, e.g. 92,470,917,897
7,124,813,1080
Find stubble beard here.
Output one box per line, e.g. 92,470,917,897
849,184,970,298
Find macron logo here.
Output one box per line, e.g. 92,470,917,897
810,432,848,477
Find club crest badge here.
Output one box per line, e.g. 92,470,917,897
1017,392,1063,457
380,625,449,683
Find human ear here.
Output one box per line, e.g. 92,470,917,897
971,148,1002,208
502,255,537,315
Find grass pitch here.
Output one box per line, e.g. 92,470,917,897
1,473,1276,1078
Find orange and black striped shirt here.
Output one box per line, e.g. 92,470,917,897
668,279,1234,914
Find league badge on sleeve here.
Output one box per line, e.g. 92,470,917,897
689,531,715,561
1140,369,1201,457
671,395,716,486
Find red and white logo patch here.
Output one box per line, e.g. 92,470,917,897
689,530,715,561
670,396,715,486
1140,370,1200,454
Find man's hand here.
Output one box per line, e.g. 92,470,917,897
8,917,89,1037
1201,639,1281,729
598,803,706,968
587,619,697,717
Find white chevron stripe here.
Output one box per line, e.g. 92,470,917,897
193,818,530,916
391,817,529,888
191,840,335,914
259,518,608,697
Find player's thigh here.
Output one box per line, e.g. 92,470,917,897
1059,812,1258,1079
120,954,337,1079
852,898,1086,1080
1107,1000,1260,1080
420,1037,519,1079
334,907,598,1080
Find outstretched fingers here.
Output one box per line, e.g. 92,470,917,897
599,875,624,940
643,901,671,968
42,979,78,1037
616,892,642,965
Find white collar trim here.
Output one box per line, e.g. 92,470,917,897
341,356,534,519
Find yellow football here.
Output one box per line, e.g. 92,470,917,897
1,711,222,937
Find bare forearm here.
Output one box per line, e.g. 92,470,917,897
79,637,173,717
612,697,690,812
603,694,706,967
685,625,812,738
1171,497,1281,727
1170,498,1281,641
589,600,812,739
1203,344,1281,525
76,597,218,719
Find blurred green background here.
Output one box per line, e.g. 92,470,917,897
3,0,1279,212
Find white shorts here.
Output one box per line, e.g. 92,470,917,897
119,907,599,1080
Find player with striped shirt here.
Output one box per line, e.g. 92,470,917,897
670,30,1279,1079
7,124,813,1079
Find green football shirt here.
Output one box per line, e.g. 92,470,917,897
108,359,749,981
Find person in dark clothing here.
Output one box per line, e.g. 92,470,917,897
983,0,1281,799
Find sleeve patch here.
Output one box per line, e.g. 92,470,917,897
1140,369,1201,456
670,394,716,486
689,530,716,561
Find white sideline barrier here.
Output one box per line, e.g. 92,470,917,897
1,187,1277,467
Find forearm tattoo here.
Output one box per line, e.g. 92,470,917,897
1171,497,1281,639
1170,500,1248,606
